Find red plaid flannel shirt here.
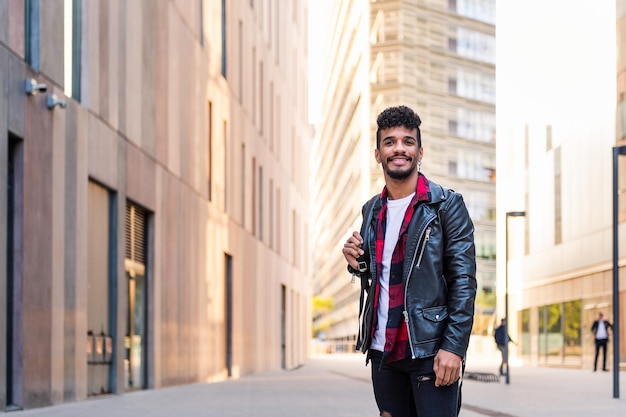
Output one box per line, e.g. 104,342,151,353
371,174,431,362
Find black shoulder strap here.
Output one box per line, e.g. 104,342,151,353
359,195,377,248
357,196,377,316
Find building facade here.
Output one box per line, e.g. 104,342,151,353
312,0,496,349
497,0,625,369
310,0,372,350
0,0,311,410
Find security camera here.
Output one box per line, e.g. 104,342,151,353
25,78,48,95
47,94,67,110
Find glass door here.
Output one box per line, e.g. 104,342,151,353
125,269,145,390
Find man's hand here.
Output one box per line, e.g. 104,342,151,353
342,231,364,269
433,349,463,387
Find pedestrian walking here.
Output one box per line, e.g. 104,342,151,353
494,318,514,377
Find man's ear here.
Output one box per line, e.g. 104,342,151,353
375,149,381,163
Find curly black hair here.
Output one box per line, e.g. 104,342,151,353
376,105,422,149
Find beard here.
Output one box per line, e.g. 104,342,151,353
383,157,417,180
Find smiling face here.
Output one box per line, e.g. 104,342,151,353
375,126,423,181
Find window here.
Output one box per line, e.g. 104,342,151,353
276,188,281,254
238,20,243,102
225,254,233,376
538,303,563,364
258,165,263,240
259,61,264,134
269,82,274,151
452,149,495,182
464,190,496,222
452,27,495,64
221,0,227,77
64,0,82,100
451,68,495,104
241,144,245,226
554,147,562,245
451,108,495,143
563,300,581,362
452,0,496,25
269,179,274,249
224,120,228,212
25,0,40,70
474,230,495,260
521,309,531,356
292,209,297,267
125,202,149,390
208,101,213,201
537,301,581,365
252,48,256,123
252,158,256,235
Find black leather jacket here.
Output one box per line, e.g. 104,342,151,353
353,178,477,360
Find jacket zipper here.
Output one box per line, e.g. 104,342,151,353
415,227,431,268
403,220,434,358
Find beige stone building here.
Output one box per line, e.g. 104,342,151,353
312,0,496,349
0,0,310,410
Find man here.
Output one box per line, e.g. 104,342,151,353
494,318,513,376
342,105,476,417
591,312,612,372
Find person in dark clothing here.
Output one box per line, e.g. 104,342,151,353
342,105,477,417
591,312,612,372
494,318,514,377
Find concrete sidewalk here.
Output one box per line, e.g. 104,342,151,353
7,353,626,416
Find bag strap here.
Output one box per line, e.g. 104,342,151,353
357,196,377,314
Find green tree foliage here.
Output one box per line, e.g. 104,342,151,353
312,296,334,338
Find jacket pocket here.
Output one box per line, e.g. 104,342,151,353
422,306,448,322
413,306,448,345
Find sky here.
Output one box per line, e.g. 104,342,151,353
497,0,616,132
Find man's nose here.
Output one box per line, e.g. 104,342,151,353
392,141,407,153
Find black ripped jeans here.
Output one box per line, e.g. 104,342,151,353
369,350,460,417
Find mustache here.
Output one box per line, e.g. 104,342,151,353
387,155,412,162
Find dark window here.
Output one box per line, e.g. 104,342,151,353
71,0,82,100
224,120,228,211
241,144,245,226
225,254,233,376
448,38,457,53
208,101,213,201
221,0,227,77
252,158,256,235
25,0,40,70
259,166,263,240
6,134,24,407
448,78,457,95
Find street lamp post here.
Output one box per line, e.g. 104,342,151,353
505,210,525,385
612,145,626,399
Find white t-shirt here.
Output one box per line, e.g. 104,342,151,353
370,192,415,352
596,320,608,339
